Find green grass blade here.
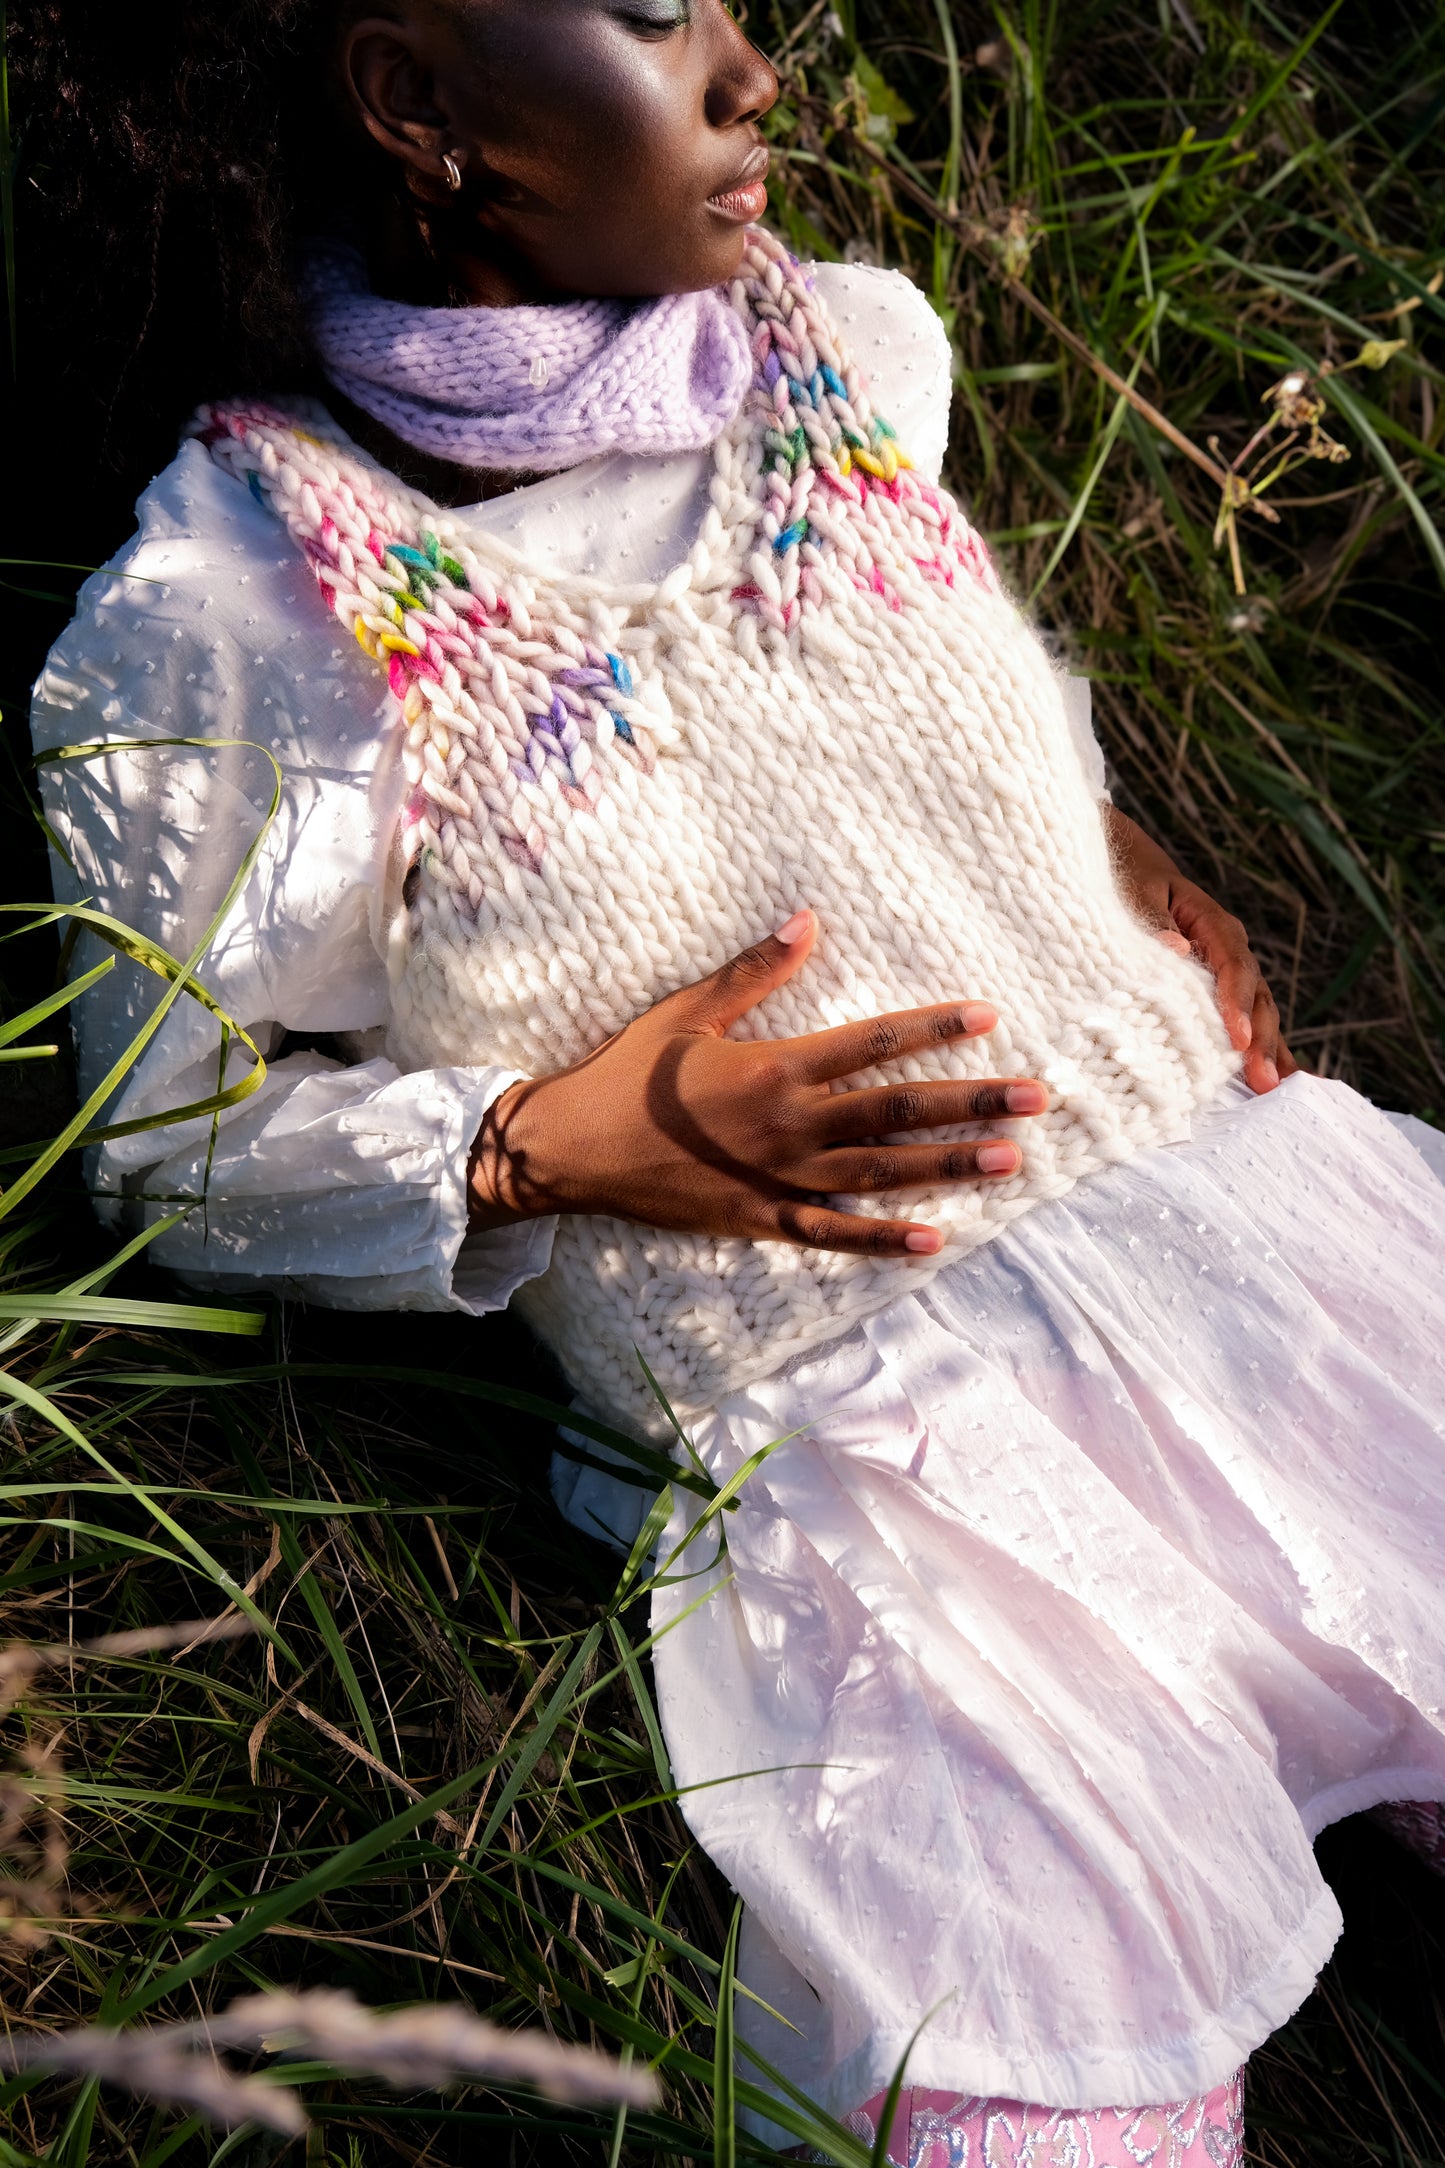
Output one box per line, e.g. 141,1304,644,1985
0,731,283,1218
0,1294,262,1333
714,1899,742,2168
1029,313,1156,602
112,1751,520,2021
0,1369,292,1658
102,1359,715,1500
1322,373,1445,592
0,955,114,1048
472,1620,604,1855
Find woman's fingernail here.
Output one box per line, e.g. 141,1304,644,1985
1259,1058,1279,1089
904,1228,942,1254
977,1142,1021,1176
775,910,812,944
961,1003,997,1035
1005,1081,1047,1115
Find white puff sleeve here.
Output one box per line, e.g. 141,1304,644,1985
29,441,555,1313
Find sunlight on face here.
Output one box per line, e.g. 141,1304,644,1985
341,0,779,301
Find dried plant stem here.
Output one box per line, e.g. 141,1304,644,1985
839,126,1239,495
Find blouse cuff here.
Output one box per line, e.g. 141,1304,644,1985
442,1072,560,1315
149,1057,556,1315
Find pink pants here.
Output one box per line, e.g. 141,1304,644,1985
819,1800,1445,2168
837,2073,1243,2168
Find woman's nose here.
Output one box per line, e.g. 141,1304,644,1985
704,6,780,129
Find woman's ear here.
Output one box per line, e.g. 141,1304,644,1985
341,15,456,195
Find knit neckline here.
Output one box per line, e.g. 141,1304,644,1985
268,230,976,640
196,223,1002,874
360,371,755,618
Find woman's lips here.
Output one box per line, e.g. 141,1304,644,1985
707,177,769,221
708,146,770,223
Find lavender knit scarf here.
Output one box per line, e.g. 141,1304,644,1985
306,243,754,473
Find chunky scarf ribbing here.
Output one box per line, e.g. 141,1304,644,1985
198,228,1238,1437
306,242,753,472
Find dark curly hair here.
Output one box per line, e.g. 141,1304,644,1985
9,1,380,494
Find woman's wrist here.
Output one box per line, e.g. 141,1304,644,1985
1105,803,1178,884
467,1079,556,1231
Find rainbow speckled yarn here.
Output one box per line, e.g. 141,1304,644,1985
730,241,997,627
196,406,656,879
197,226,1236,1437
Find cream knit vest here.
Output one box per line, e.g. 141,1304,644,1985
198,232,1237,1436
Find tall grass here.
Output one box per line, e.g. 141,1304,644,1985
2,1,1444,2163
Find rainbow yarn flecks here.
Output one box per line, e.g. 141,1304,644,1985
195,406,651,879
727,237,997,630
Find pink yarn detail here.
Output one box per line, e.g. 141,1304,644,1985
834,2073,1244,2168
193,399,652,880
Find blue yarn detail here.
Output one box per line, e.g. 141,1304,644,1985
609,709,635,745
821,364,847,398
247,472,268,508
774,520,809,552
786,370,827,406
385,542,440,596
606,653,634,696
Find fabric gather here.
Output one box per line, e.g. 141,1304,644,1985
305,242,754,472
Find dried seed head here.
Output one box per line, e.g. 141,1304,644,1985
1263,370,1326,430
987,201,1040,280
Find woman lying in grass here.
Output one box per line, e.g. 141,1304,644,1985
28,1,1445,2159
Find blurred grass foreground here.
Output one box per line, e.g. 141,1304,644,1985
2,1,1444,2162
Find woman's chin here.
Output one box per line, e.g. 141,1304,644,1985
595,231,754,300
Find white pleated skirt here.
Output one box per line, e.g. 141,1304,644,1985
558,1074,1445,2138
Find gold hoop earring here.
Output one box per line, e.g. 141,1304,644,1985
442,150,464,193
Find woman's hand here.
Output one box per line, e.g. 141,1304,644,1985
1105,806,1297,1094
468,910,1048,1256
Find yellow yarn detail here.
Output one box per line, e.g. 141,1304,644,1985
354,618,421,661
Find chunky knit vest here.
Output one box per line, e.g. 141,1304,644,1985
198,231,1237,1436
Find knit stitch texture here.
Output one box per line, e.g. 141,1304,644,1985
306,242,754,472
198,229,1239,1437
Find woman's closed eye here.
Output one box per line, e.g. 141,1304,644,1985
614,0,692,35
